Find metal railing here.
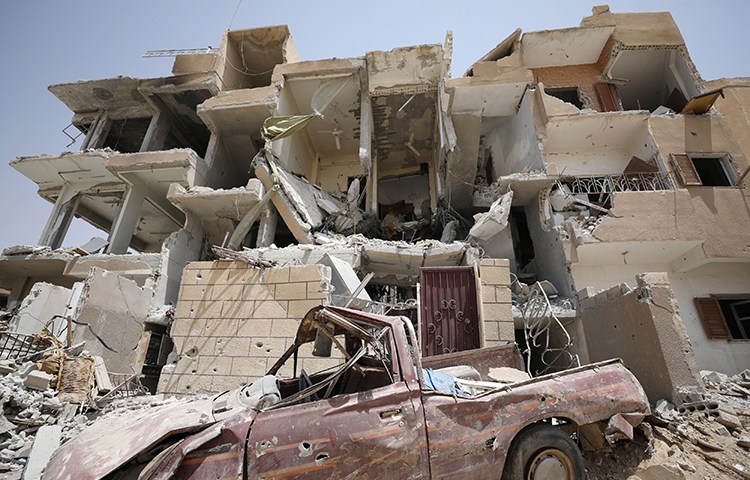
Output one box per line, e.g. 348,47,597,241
522,282,580,377
565,171,675,195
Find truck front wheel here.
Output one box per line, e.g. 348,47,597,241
501,423,584,480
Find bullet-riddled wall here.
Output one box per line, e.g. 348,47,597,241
158,261,340,395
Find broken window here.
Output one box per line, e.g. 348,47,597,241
695,296,750,340
545,87,584,109
671,153,737,187
595,82,623,112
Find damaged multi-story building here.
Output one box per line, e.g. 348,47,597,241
1,5,748,403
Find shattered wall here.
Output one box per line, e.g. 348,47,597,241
158,261,337,395
13,282,71,337
579,272,702,402
72,267,153,374
477,259,515,345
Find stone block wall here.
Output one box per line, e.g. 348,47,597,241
158,261,339,396
477,258,515,346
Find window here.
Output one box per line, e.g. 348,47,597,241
670,153,737,187
695,296,750,340
545,87,584,109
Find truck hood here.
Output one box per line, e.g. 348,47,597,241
43,396,221,480
41,375,281,480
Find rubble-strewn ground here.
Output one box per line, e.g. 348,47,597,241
2,354,748,479
587,372,750,480
0,359,204,479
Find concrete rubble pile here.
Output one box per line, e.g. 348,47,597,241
586,369,750,480
0,333,171,480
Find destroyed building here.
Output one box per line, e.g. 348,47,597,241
1,5,748,404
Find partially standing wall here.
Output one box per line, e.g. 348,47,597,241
158,261,337,395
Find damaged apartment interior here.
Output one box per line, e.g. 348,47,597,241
1,5,749,409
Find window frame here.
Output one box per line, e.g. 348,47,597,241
670,153,738,187
694,295,750,341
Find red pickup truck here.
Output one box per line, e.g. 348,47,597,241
43,305,650,480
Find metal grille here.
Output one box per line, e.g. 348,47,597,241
522,282,580,376
565,171,675,195
0,332,47,360
420,267,480,357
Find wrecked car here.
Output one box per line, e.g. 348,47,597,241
43,306,650,479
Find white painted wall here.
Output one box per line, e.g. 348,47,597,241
572,261,750,375
485,93,543,177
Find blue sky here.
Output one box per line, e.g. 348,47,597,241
0,0,747,248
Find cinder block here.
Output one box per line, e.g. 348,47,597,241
174,300,194,319
244,284,274,302
192,300,224,319
289,264,325,282
210,284,245,301
498,321,516,342
24,370,52,391
204,318,239,337
174,374,215,395
287,299,323,318
170,318,207,337
251,300,289,319
482,303,512,323
480,266,509,285
236,318,273,338
222,301,256,319
213,337,251,357
170,356,200,375
483,321,501,341
306,281,327,300
275,282,308,301
495,286,512,304
179,284,210,301
271,318,302,338
481,285,496,303
249,337,288,357
262,267,290,284
231,357,269,377
198,356,233,376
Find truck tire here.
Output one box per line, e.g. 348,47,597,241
501,423,584,480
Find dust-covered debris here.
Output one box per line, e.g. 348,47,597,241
586,370,750,479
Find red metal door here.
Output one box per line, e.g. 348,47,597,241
420,266,480,357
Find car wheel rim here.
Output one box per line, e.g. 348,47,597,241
527,448,574,480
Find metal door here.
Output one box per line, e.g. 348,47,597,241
420,266,480,357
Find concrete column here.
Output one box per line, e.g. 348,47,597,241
139,110,170,152
38,183,81,249
256,205,279,247
106,184,147,254
81,111,111,150
369,154,378,214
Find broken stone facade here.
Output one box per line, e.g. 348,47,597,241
1,5,749,402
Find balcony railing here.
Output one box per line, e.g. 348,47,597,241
565,171,676,195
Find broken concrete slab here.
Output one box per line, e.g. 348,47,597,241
23,372,52,392
468,191,513,242
13,283,71,337
71,268,152,374
21,425,61,480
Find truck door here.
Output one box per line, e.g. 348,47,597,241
420,266,480,357
246,379,427,479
